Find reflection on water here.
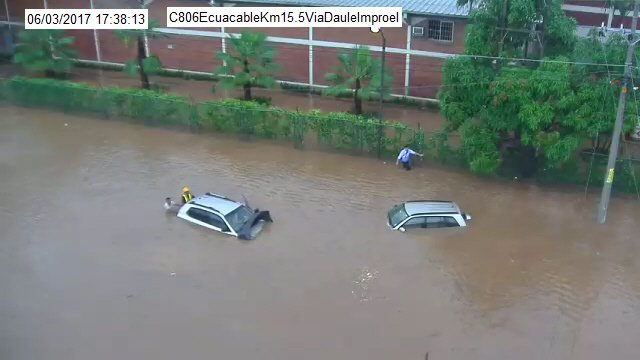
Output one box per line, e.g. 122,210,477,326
1,106,640,360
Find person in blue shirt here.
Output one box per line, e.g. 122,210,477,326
396,144,423,170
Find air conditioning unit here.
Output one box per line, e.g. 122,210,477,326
412,26,424,36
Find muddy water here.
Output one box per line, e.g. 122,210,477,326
1,106,640,360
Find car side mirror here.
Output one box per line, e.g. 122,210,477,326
464,214,471,221
398,227,406,232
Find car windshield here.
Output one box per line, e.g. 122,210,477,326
225,205,255,232
388,204,409,228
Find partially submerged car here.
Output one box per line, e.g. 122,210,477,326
165,192,273,240
387,200,471,232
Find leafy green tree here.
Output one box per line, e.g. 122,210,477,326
323,45,392,115
12,29,77,78
438,0,590,177
459,0,576,59
214,31,279,101
604,0,635,19
114,19,165,90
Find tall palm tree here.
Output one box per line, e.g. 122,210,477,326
323,45,391,115
114,19,165,90
214,31,279,101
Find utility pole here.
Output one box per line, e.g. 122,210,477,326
378,32,386,159
371,26,386,159
495,0,508,70
597,0,639,224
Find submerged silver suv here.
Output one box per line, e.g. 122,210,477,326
169,192,273,240
387,200,471,232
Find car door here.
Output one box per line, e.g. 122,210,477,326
400,216,426,230
442,216,462,227
425,216,461,228
205,212,233,233
186,208,229,232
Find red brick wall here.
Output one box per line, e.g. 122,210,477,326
149,34,222,71
564,0,608,6
411,19,466,54
565,10,640,29
6,0,43,21
565,11,608,27
408,56,444,98
7,0,467,98
98,29,135,63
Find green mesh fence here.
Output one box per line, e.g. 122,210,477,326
0,76,423,159
2,75,638,195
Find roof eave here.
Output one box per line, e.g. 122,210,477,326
224,0,470,19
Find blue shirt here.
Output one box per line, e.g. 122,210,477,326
397,148,417,163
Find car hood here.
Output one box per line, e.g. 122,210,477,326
236,210,273,240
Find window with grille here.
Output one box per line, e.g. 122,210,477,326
427,19,454,42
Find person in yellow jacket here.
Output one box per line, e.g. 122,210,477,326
181,186,194,204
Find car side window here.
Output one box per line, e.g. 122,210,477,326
442,216,460,227
426,216,445,228
187,208,227,230
187,208,210,223
206,213,227,230
402,216,425,229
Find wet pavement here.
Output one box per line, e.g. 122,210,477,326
1,106,640,360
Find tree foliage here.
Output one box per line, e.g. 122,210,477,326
114,19,165,90
214,31,279,101
439,0,639,177
462,0,576,59
13,29,78,78
604,0,635,17
323,45,392,115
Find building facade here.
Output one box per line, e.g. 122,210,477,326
1,0,472,99
2,0,638,99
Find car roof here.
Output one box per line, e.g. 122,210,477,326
190,193,243,215
403,200,461,215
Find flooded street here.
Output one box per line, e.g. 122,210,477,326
2,106,640,360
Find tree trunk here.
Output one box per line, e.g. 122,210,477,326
510,131,537,178
243,59,252,101
539,4,547,59
354,78,362,115
243,83,252,101
137,35,150,90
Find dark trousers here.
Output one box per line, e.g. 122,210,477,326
401,161,412,170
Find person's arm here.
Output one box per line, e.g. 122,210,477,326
396,150,404,165
409,149,424,157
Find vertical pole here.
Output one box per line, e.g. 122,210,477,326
89,0,102,61
377,33,386,159
221,26,227,67
140,0,155,57
496,0,508,70
404,24,411,96
607,4,614,28
3,0,10,30
221,27,227,53
308,26,314,86
597,0,639,224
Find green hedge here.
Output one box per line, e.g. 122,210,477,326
3,76,635,194
0,76,421,156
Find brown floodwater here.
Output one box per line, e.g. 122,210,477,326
1,106,640,360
